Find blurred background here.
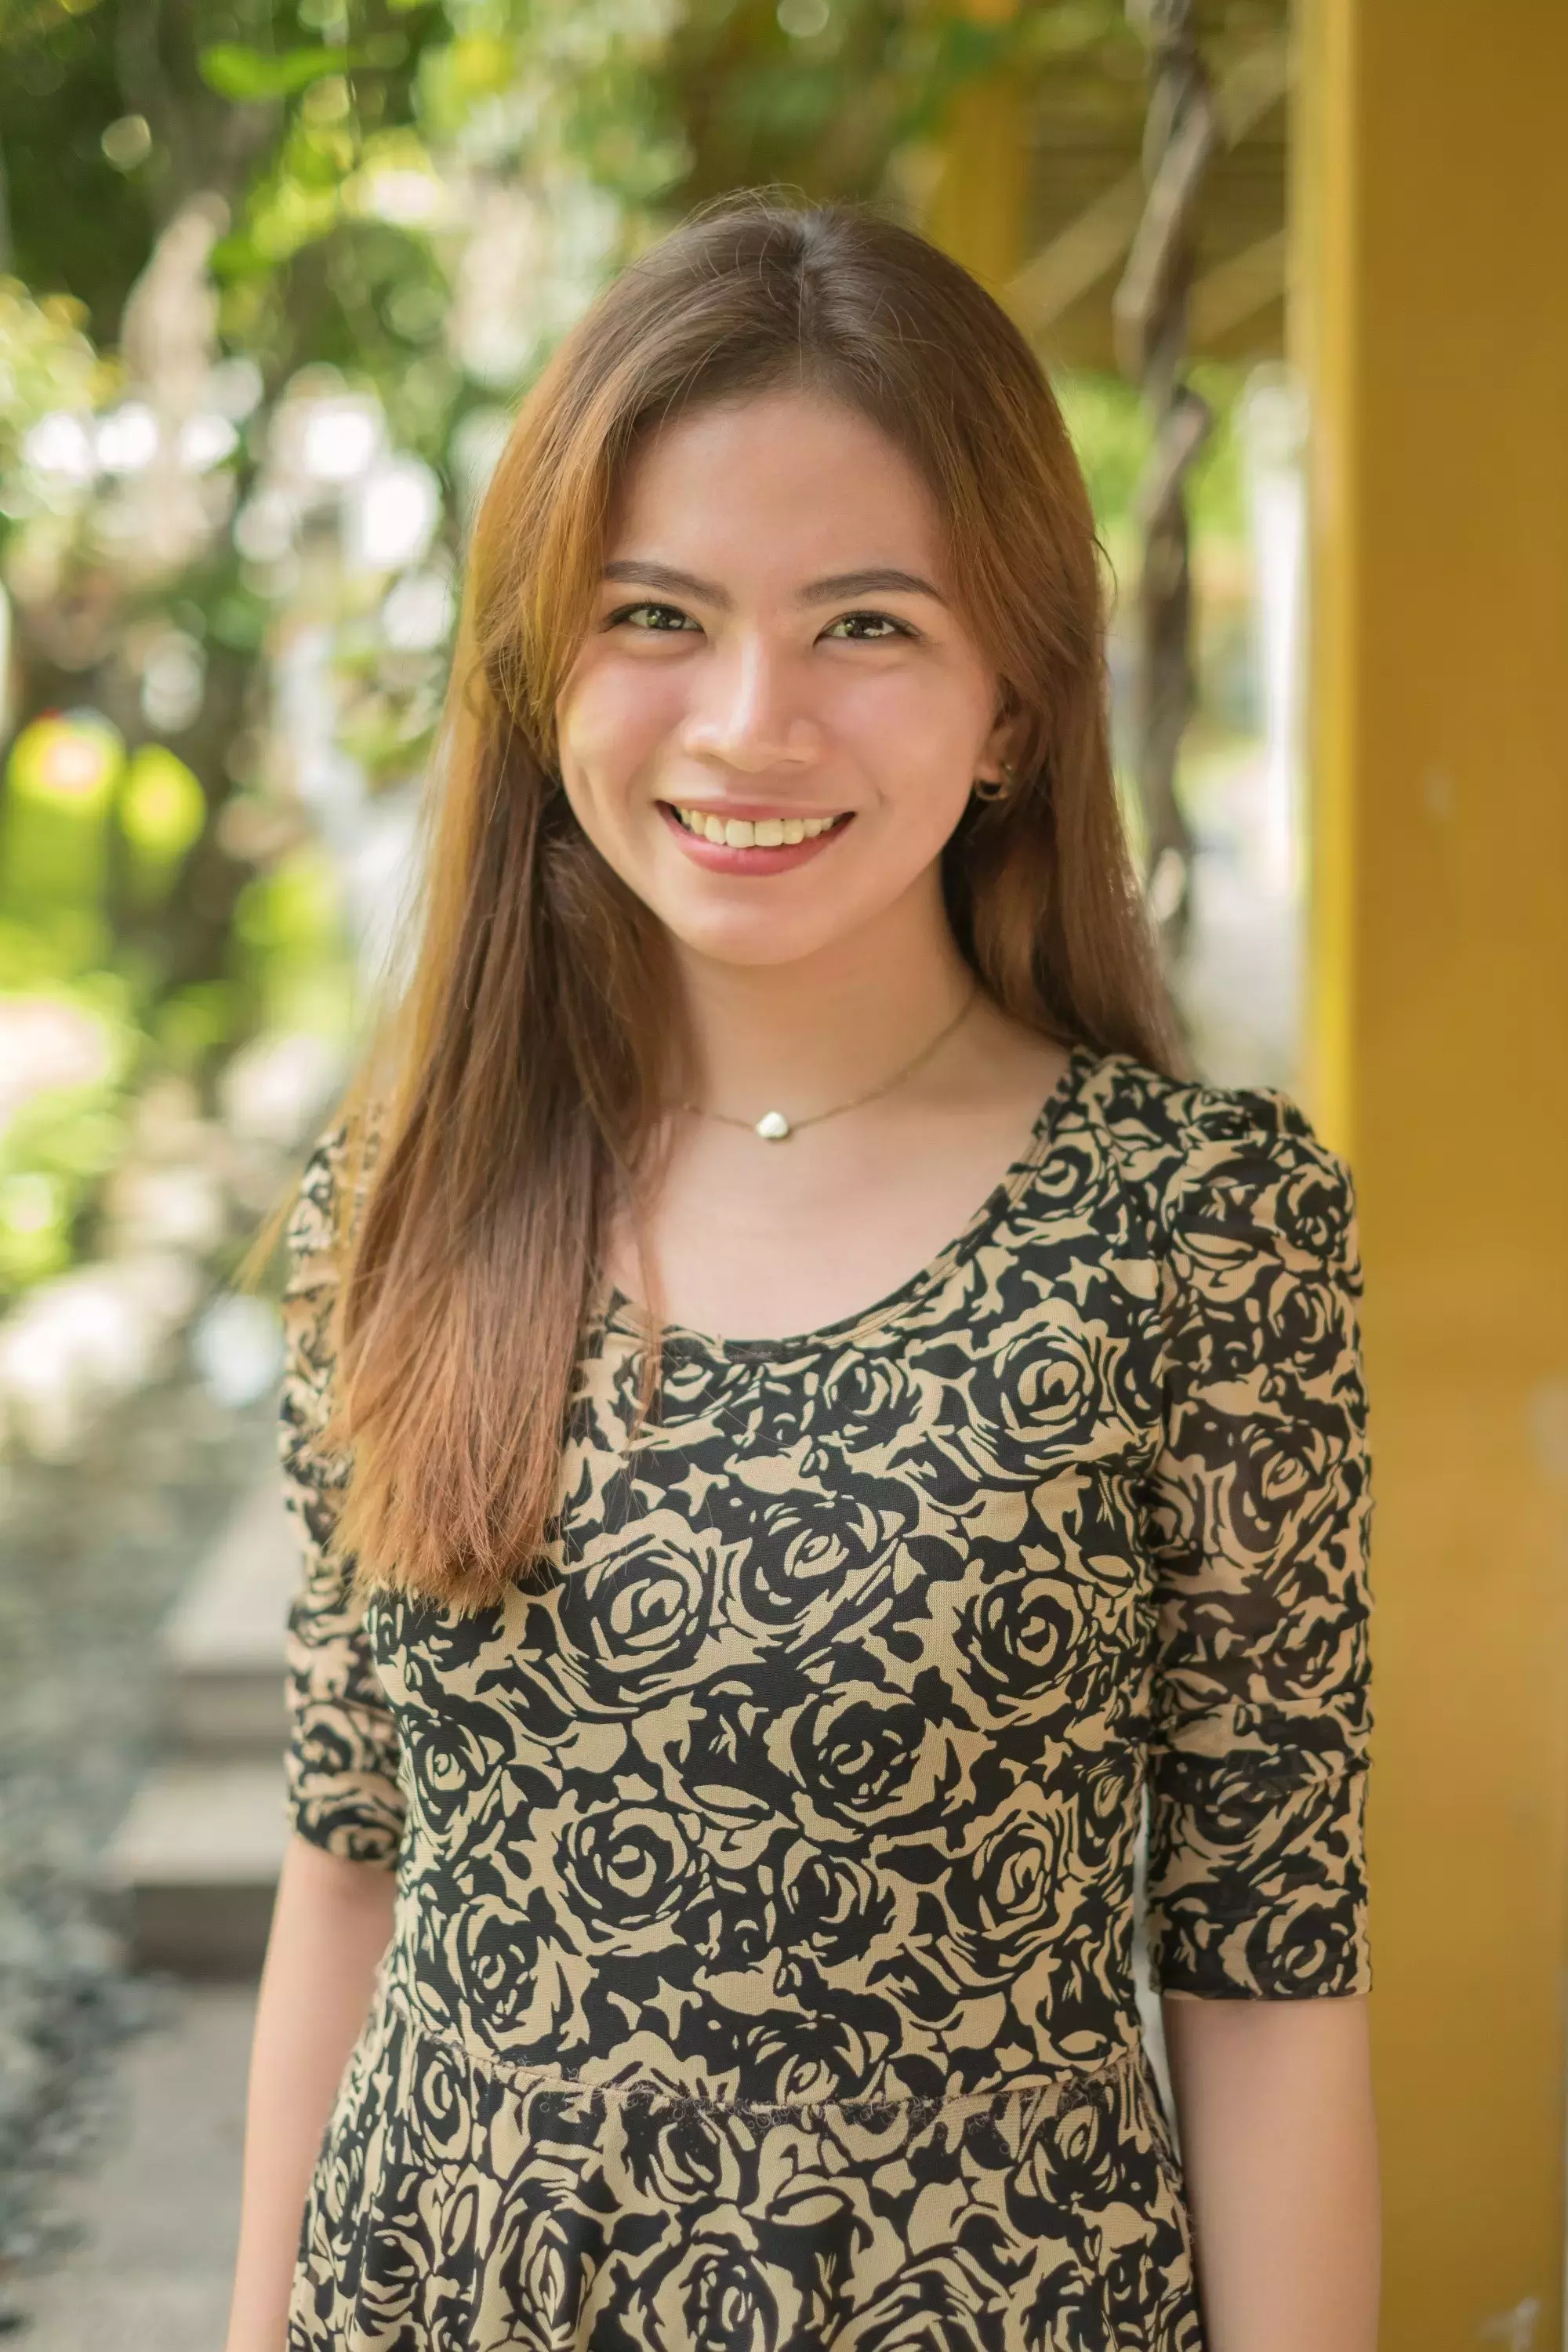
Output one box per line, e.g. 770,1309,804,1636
0,3,1561,2347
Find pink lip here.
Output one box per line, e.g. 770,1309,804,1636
657,802,853,877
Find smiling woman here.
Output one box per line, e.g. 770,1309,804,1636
226,201,1377,2352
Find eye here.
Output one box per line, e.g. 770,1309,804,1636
819,610,914,643
606,601,700,634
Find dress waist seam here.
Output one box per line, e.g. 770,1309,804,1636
377,1977,1142,2127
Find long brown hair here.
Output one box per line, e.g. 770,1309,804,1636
325,196,1175,1611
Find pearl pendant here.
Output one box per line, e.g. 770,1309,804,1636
754,1110,792,1142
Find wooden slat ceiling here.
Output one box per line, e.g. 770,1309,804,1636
1017,0,1290,372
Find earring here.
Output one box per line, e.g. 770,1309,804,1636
972,760,1014,804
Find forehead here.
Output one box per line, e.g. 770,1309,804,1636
608,390,948,576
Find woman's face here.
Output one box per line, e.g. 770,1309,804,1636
554,390,1012,970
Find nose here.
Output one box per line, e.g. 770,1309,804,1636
678,633,822,775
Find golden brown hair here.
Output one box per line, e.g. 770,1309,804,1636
322,196,1175,1610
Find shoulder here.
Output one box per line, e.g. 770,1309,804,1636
282,1122,351,1301
284,1120,347,1251
281,1108,386,1297
1074,1051,1360,1282
278,1109,391,1443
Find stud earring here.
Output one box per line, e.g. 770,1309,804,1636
972,760,1014,804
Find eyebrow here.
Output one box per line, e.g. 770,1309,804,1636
602,559,948,609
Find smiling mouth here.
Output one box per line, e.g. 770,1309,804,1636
666,804,851,849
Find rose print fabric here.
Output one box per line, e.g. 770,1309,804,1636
279,1047,1372,2351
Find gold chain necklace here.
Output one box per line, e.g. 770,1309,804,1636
680,989,978,1143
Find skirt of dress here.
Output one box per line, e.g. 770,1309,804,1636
289,1980,1203,2352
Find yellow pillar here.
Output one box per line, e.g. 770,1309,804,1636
1297,5,1568,2343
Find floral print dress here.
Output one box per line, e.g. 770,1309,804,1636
279,1047,1372,2352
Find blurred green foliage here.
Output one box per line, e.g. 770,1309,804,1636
1054,361,1249,561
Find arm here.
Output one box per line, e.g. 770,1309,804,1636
223,1840,394,2352
1163,1993,1379,2352
227,1127,408,2349
1142,1092,1377,2339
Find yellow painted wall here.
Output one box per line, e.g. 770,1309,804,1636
1296,5,1568,2343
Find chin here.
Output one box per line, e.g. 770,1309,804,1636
655,895,864,971
662,920,848,971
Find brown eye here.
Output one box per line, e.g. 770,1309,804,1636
821,611,910,642
610,601,700,633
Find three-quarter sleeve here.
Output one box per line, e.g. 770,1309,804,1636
279,1128,406,1867
1142,1091,1372,1998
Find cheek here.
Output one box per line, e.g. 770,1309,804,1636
837,668,993,820
557,660,683,793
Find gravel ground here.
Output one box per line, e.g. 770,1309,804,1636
0,1368,274,2311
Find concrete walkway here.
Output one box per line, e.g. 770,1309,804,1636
13,1980,256,2350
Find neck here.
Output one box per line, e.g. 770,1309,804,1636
673,873,975,1122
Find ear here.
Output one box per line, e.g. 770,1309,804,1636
976,694,1025,790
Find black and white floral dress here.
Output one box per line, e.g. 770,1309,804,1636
279,1047,1372,2352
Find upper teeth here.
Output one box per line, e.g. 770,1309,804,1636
675,808,840,848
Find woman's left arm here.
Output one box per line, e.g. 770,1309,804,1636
1163,1992,1379,2352
1142,1091,1377,2344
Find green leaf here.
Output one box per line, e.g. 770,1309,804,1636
198,43,365,101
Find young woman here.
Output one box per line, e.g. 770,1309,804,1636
226,201,1377,2352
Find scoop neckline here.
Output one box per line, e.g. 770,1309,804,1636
600,1038,1099,1366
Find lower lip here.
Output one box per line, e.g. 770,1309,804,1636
658,804,852,876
